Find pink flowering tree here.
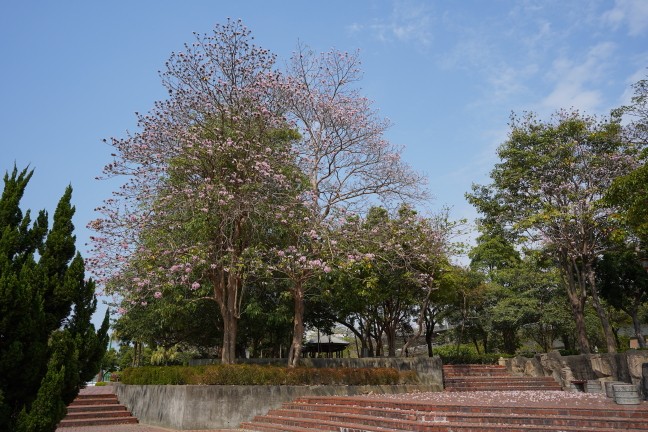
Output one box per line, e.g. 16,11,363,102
88,20,303,363
270,46,428,364
467,110,641,354
328,205,455,357
264,206,333,366
285,45,427,218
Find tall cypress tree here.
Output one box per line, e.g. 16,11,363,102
0,166,109,432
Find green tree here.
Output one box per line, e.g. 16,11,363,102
597,244,648,348
467,110,637,354
607,74,648,245
0,167,109,431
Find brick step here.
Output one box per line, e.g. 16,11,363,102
443,365,508,374
445,386,562,392
241,412,648,432
75,393,116,400
58,416,139,428
444,383,562,390
293,396,648,419
280,402,648,429
239,421,319,432
443,372,510,377
69,396,119,406
63,410,134,420
444,381,562,387
444,376,558,383
67,403,127,413
58,390,138,428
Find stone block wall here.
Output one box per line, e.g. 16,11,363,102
502,350,648,388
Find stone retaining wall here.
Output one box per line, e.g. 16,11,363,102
115,383,441,429
117,357,442,429
501,350,648,389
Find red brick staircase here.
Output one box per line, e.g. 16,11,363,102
57,390,138,428
442,364,563,392
239,394,648,431
240,364,648,431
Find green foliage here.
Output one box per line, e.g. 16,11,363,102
0,166,108,432
120,364,415,386
434,344,509,365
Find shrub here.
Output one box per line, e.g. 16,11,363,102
120,364,418,386
434,344,510,364
94,382,107,387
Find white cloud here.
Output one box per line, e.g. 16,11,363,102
348,0,433,46
603,0,648,36
617,66,648,106
540,42,616,113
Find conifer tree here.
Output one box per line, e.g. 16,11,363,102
0,166,109,432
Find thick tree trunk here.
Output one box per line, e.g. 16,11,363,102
402,284,434,357
566,289,590,354
562,256,591,354
386,325,397,357
630,309,647,349
212,267,240,364
586,267,618,353
287,281,305,368
502,327,517,355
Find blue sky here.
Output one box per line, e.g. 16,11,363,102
2,0,647,327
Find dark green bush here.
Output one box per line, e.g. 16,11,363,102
434,344,510,364
120,364,417,386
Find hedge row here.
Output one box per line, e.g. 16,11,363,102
120,364,418,386
434,345,512,365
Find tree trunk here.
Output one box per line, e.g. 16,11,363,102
562,257,591,354
502,327,517,355
220,271,240,364
566,290,590,354
585,267,618,353
402,284,434,357
287,280,305,367
630,308,647,349
386,325,397,357
212,267,240,364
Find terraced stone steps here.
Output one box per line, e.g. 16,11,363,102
443,364,562,391
239,394,648,431
58,392,138,428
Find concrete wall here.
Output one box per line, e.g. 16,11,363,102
117,357,442,429
115,383,440,430
502,350,648,388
